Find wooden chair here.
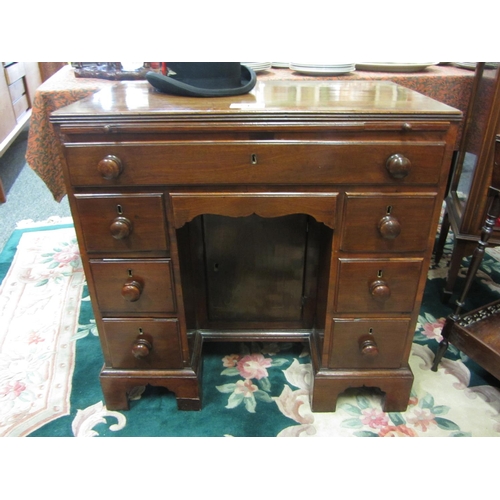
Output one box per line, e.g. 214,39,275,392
432,186,500,379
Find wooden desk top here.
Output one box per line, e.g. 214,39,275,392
52,79,461,123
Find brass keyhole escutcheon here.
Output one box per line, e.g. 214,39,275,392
251,153,258,165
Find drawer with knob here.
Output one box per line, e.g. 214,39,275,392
329,318,411,369
89,259,177,315
63,142,446,187
340,192,438,253
335,258,423,313
74,193,169,255
102,318,184,369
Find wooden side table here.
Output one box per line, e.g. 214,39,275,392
432,186,500,377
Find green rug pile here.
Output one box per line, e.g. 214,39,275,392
1,221,500,437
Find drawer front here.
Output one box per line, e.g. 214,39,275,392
329,318,411,369
4,62,25,85
8,78,26,103
89,259,176,315
74,193,169,254
340,193,437,253
336,259,423,313
103,318,184,369
64,142,445,187
12,94,29,120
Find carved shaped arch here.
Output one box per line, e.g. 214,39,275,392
169,192,337,229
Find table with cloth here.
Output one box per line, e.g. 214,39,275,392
26,64,475,202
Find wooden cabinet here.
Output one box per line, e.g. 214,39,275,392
0,62,42,202
0,68,17,149
0,62,41,147
51,79,460,413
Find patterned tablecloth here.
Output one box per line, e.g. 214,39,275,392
26,64,475,202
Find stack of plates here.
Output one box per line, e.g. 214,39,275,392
289,63,356,75
355,62,438,72
454,62,499,70
454,62,477,70
242,62,272,73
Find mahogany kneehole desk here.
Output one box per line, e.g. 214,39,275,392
51,79,461,412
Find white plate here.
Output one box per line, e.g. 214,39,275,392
355,62,438,72
291,62,355,68
454,62,499,70
242,62,272,72
290,64,355,75
271,62,290,68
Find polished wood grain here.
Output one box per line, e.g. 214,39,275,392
51,80,461,121
51,79,460,413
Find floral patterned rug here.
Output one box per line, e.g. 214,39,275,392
1,220,500,437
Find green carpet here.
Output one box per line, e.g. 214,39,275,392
2,222,500,437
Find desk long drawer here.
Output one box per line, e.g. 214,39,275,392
63,141,446,187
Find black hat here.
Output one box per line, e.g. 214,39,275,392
146,62,257,97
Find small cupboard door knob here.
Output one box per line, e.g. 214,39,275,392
358,335,379,357
110,217,133,239
369,279,391,301
386,153,411,179
121,279,143,302
378,215,401,239
132,337,153,358
97,155,123,180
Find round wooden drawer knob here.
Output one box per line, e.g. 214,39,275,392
97,155,123,180
132,338,153,358
121,279,143,302
110,217,133,239
369,279,391,301
359,336,379,357
386,153,411,179
378,215,401,239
